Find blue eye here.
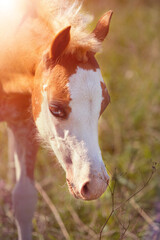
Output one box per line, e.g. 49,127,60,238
49,104,66,118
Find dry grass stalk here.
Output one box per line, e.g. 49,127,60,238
67,205,98,239
125,231,139,240
35,182,70,240
129,198,159,232
99,167,156,240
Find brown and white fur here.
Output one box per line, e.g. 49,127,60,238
0,0,112,239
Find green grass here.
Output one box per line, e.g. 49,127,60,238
0,0,160,239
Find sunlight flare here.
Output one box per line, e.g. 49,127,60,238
0,0,18,16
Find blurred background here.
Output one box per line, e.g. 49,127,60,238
0,0,160,239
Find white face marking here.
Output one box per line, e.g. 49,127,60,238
36,67,109,197
67,67,103,146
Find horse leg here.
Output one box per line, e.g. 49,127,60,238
8,120,38,240
7,127,16,182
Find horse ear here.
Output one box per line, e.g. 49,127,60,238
93,10,113,42
50,26,71,61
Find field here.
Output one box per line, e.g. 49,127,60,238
0,0,160,239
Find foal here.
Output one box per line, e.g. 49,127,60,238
0,1,112,239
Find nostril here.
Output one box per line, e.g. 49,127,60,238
81,181,90,198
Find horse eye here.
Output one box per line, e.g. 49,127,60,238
49,104,66,118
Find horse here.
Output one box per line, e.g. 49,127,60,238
0,0,113,239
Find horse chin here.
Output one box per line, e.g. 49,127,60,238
66,178,81,199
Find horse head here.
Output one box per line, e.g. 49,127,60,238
32,11,113,200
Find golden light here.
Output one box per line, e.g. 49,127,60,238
0,0,17,16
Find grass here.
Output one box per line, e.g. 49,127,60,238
0,0,160,239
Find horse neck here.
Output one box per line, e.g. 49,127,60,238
12,19,52,74
0,18,53,94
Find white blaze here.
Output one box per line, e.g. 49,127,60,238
36,67,107,179
68,67,103,138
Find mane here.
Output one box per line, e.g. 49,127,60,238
34,0,101,55
0,0,102,81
